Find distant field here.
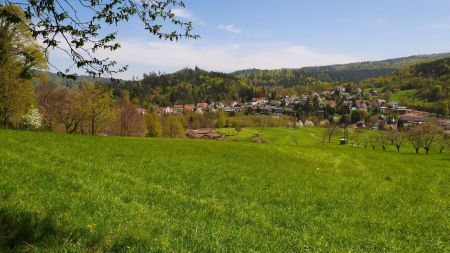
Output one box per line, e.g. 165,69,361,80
388,89,429,106
0,129,449,252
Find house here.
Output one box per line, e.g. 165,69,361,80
332,86,345,94
341,93,351,100
396,106,407,115
136,107,148,115
196,103,208,110
162,107,173,115
284,107,294,114
328,100,337,108
399,110,434,125
355,100,367,111
356,120,366,128
438,120,450,131
186,129,222,140
321,91,331,97
388,102,399,110
173,105,184,114
208,102,216,110
311,92,319,98
224,106,234,113
273,107,284,114
184,104,194,112
231,101,240,107
379,106,387,113
377,99,386,106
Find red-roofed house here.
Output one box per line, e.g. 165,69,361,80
184,104,194,112
196,103,208,109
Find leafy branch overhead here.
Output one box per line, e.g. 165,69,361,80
1,0,199,79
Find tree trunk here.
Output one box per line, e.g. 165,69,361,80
415,148,419,154
425,148,429,154
91,115,95,135
396,146,400,152
440,146,444,154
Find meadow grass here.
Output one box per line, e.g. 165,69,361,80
0,129,449,252
388,89,430,107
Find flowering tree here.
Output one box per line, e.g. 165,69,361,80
22,106,43,130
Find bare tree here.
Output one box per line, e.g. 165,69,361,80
325,123,339,143
36,82,61,131
369,136,376,150
363,137,368,149
352,129,362,147
109,92,145,136
421,124,442,154
408,125,424,154
57,88,84,133
438,133,448,154
388,131,404,152
379,132,388,151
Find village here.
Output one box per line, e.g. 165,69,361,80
137,86,450,134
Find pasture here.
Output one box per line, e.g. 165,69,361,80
0,129,449,252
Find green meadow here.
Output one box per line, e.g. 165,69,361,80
388,89,429,106
0,129,449,252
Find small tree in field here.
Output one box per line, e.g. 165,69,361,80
163,115,185,138
388,131,404,152
378,132,388,151
22,106,43,130
145,111,163,137
369,136,376,150
292,134,299,146
421,124,442,154
363,137,369,149
324,122,338,143
438,133,448,154
352,129,362,147
408,125,423,154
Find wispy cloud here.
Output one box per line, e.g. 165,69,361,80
73,41,360,79
218,24,241,34
171,8,205,26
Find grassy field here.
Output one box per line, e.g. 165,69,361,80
0,129,449,252
388,89,430,107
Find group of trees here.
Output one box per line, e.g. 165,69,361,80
0,5,47,129
108,68,258,107
35,81,146,136
323,123,448,154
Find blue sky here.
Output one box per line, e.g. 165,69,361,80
50,0,450,79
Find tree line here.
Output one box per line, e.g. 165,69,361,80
322,122,448,154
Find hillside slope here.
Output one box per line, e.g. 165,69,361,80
233,53,450,86
0,129,449,252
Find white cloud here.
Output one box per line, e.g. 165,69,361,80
218,24,241,34
171,8,191,18
171,8,205,26
86,41,359,79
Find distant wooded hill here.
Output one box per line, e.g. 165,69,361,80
233,53,450,87
38,53,450,108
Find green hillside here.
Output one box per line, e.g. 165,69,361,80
0,129,449,252
234,53,450,86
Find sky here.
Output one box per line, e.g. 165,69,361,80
49,0,450,79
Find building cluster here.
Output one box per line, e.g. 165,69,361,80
138,85,449,132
